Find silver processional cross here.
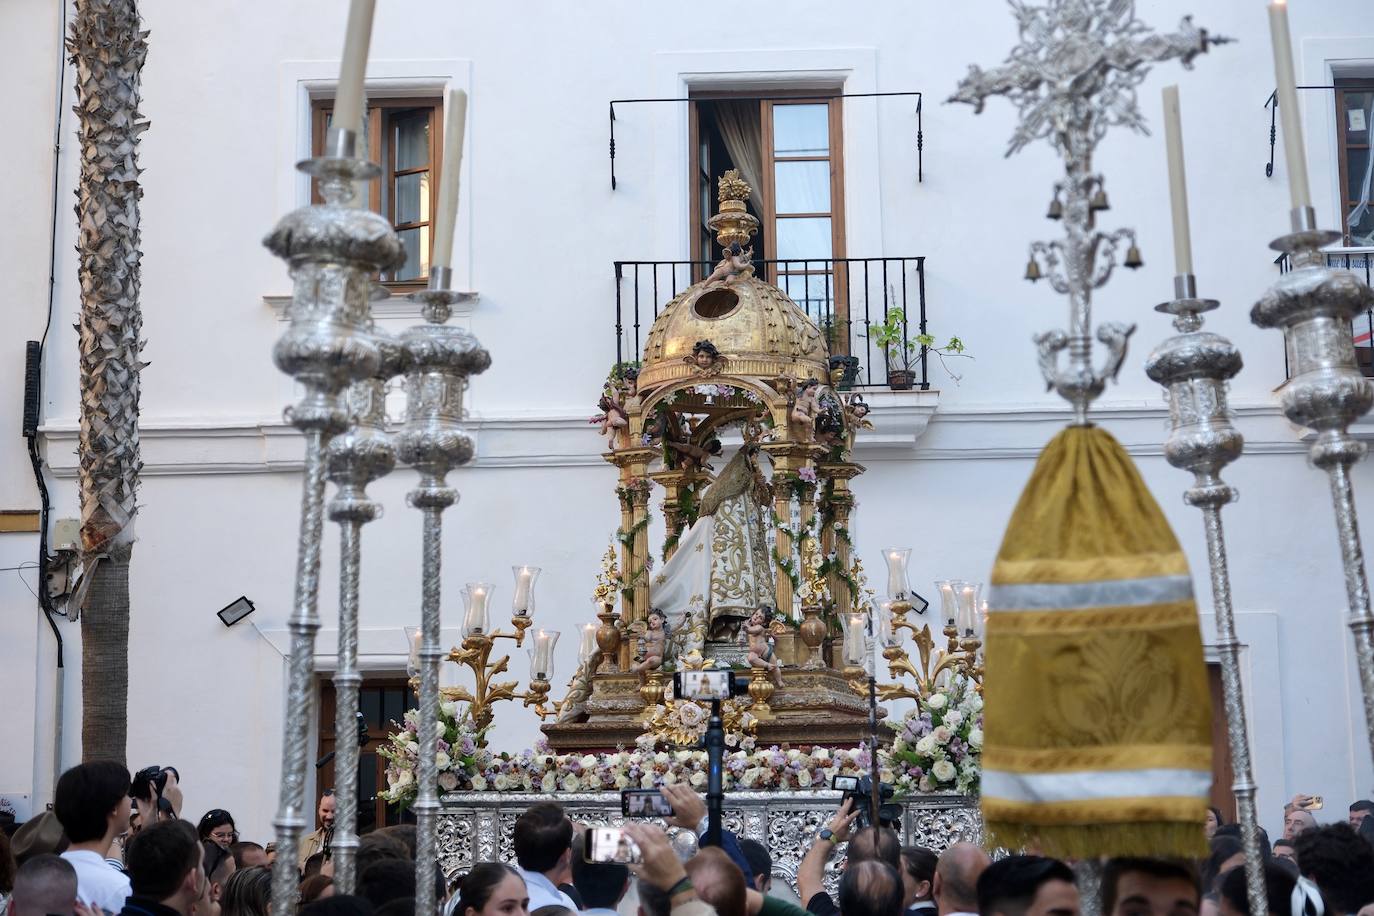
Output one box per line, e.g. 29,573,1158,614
949,0,1228,424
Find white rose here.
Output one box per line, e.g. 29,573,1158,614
786,749,801,761
393,769,414,789
944,710,964,728
541,773,558,793
690,771,708,788
614,775,631,789
926,694,948,711
663,771,678,785
967,728,984,749
406,740,420,754
435,751,452,769
655,752,671,765
932,760,957,783
469,775,487,791
521,775,534,790
563,774,582,792
440,700,460,719
581,754,599,770
641,774,656,789
493,774,510,791
918,775,935,793
915,735,937,755
742,767,761,788
439,772,460,792
932,726,951,745
813,748,832,761
676,751,695,764
797,770,813,788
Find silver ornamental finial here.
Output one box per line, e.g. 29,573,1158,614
950,0,1228,425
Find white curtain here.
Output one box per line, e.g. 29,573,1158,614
1349,95,1374,245
711,101,765,214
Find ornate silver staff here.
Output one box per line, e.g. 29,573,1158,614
397,267,488,916
1254,2,1374,765
1147,278,1266,913
263,125,404,916
949,0,1227,422
1146,86,1266,916
325,326,404,892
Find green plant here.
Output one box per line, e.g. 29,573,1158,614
867,305,971,384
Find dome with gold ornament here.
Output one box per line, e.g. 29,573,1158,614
635,170,829,393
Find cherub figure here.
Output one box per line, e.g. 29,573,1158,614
743,606,784,687
667,437,722,472
790,378,820,442
633,608,670,677
591,389,629,446
685,339,725,375
704,241,755,287
842,393,874,452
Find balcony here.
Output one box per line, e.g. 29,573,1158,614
612,256,930,389
1276,247,1374,378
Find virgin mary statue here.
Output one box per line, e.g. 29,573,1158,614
650,446,776,640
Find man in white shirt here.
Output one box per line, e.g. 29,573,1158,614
54,761,134,914
510,803,578,911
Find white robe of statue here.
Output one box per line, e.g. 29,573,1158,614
650,448,777,640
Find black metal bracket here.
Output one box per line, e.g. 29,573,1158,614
1264,85,1338,180
609,90,925,191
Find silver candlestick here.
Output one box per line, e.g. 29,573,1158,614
950,1,1227,424
1146,273,1267,916
325,326,405,893
1252,206,1374,763
262,126,404,916
396,266,488,916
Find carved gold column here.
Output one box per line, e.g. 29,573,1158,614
765,444,801,616
650,468,702,564
820,461,863,612
628,457,652,623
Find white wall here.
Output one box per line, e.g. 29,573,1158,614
3,0,1374,845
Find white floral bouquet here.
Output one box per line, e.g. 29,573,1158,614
378,701,485,807
888,677,983,795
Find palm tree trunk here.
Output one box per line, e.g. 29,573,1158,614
68,0,148,766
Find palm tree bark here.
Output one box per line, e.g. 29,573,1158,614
68,0,148,766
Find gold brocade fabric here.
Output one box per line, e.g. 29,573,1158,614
981,426,1213,858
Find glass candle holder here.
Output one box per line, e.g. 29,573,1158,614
876,599,902,649
883,547,913,599
530,628,559,681
511,565,540,617
405,625,421,679
957,582,982,637
843,613,869,667
461,582,493,636
936,579,964,627
578,623,598,664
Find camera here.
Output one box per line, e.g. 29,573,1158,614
622,789,674,818
586,827,641,864
838,774,901,830
674,669,750,702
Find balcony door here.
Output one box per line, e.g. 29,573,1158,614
689,95,847,349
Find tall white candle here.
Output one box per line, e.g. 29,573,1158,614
463,582,491,636
531,629,559,680
1268,1,1312,209
1161,86,1194,277
432,89,468,270
882,547,911,598
578,623,598,664
333,0,377,135
511,565,538,616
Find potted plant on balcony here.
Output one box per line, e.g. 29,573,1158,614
868,308,969,390
870,307,922,390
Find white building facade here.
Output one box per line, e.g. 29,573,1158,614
2,0,1373,843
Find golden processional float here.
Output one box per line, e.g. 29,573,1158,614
532,171,982,752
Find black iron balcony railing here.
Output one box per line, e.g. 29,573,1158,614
1276,247,1374,378
612,257,930,389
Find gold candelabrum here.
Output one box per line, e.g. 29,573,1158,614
866,554,986,702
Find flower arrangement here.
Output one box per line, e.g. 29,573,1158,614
378,702,485,804
888,677,983,795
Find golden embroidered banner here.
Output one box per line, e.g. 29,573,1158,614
981,426,1213,858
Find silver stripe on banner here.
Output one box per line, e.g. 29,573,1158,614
988,575,1193,611
982,767,1212,804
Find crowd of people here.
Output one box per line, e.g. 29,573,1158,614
2,762,1373,916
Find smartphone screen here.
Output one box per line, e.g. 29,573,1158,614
622,789,674,818
587,827,641,863
677,669,732,701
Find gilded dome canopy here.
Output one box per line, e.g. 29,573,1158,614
636,171,829,391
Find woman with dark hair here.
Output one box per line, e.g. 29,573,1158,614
222,864,273,916
455,864,526,916
1207,807,1226,840
198,810,239,849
